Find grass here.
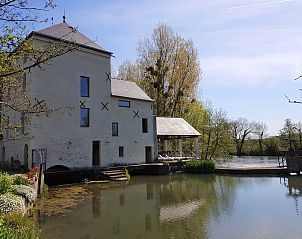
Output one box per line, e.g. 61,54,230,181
0,173,14,194
0,213,40,239
183,160,215,173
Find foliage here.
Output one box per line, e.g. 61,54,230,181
38,183,48,198
0,193,25,214
0,213,40,239
183,160,215,173
185,101,235,160
125,169,130,180
11,185,36,203
13,175,29,186
278,118,302,151
118,23,201,117
0,172,13,194
0,0,76,140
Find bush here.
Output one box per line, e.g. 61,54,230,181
13,176,29,186
183,160,215,174
0,213,40,239
12,185,36,203
0,194,26,214
0,173,13,194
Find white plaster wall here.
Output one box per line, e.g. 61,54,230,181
22,38,155,169
106,97,155,166
2,103,32,168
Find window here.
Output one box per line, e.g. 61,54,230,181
80,108,89,127
118,100,130,108
112,122,118,136
142,118,148,133
119,146,124,157
80,76,89,97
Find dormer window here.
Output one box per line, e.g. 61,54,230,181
80,76,89,97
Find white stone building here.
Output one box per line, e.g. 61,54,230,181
2,22,156,170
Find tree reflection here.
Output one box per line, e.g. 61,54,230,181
158,174,241,239
92,191,101,218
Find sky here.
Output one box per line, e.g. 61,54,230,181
30,0,302,135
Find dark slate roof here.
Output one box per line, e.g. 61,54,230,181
31,22,112,54
111,79,153,102
156,117,201,137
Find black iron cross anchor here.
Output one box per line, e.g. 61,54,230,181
105,72,111,82
80,101,86,108
133,110,139,118
101,101,108,110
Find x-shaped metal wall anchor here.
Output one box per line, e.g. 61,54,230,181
133,110,140,118
101,101,109,110
80,101,86,108
105,72,111,82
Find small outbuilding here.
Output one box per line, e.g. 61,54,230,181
156,117,201,160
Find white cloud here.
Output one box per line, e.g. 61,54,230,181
201,53,302,88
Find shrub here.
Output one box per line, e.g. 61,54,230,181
0,194,26,214
0,173,13,194
0,213,40,239
12,185,36,203
184,160,215,174
13,175,29,186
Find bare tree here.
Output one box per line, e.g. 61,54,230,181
253,122,268,154
230,118,255,156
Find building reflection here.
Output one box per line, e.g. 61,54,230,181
92,191,101,218
281,176,302,214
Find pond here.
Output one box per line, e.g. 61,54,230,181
38,173,302,239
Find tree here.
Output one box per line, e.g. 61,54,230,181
253,122,268,155
294,121,302,149
0,0,76,165
118,23,201,117
279,118,296,150
230,118,255,156
185,101,235,160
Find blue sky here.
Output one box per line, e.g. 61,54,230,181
31,0,302,135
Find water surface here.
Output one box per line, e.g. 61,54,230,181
39,174,302,239
218,156,280,168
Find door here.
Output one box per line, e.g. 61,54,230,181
92,141,100,166
145,146,152,163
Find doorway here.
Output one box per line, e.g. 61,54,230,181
145,146,152,163
92,141,100,166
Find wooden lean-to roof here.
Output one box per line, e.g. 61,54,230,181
156,117,200,139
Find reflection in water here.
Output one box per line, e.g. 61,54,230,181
91,191,100,218
39,174,302,239
280,176,302,214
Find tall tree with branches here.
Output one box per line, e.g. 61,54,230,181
230,118,255,156
118,23,201,117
